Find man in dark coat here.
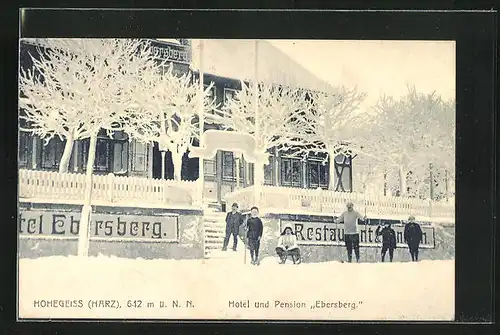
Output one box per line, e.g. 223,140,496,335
246,206,263,265
404,215,423,261
375,222,397,262
222,203,244,251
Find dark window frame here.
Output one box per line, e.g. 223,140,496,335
280,156,303,188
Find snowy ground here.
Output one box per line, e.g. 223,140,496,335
18,253,454,321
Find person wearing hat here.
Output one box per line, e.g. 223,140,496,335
334,202,367,263
404,216,423,261
276,223,301,264
222,202,244,251
375,221,397,262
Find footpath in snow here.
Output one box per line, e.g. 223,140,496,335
18,255,454,321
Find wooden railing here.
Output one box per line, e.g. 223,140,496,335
18,169,199,208
224,185,455,224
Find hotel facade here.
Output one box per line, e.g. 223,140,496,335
19,38,354,205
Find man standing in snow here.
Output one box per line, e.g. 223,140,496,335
404,215,423,261
246,206,264,265
375,221,397,262
334,202,367,263
222,202,244,251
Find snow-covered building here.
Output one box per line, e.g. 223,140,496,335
18,38,354,203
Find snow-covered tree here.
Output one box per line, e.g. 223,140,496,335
361,86,455,198
122,64,216,180
19,38,162,256
19,38,158,173
205,81,312,187
290,86,368,190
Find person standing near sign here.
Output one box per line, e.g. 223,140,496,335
375,222,397,262
334,202,367,263
404,216,423,262
222,203,244,251
246,206,264,265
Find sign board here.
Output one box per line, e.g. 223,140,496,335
188,130,269,165
147,39,191,64
280,220,435,249
19,210,179,242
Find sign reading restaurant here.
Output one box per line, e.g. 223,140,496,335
280,220,435,249
19,210,179,242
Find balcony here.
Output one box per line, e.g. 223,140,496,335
223,185,455,224
18,169,200,210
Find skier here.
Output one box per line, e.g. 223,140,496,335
246,206,263,265
222,202,244,251
275,223,301,265
334,202,367,263
404,215,423,262
375,221,397,262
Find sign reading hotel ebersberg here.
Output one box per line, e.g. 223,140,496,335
280,220,435,249
147,39,191,64
18,210,179,241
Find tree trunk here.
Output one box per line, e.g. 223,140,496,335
58,134,74,173
328,151,336,191
398,165,407,197
78,133,98,257
253,163,264,207
172,152,183,181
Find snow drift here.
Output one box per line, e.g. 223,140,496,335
18,254,454,321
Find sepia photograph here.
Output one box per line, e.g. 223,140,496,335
17,37,456,321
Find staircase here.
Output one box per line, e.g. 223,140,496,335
203,202,246,260
203,205,227,259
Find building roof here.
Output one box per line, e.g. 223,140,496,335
190,39,334,93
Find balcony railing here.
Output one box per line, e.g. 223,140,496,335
18,169,200,209
223,185,455,224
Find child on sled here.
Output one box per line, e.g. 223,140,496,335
275,224,301,264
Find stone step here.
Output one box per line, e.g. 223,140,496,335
205,231,226,240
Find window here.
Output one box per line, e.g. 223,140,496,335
81,138,111,173
204,158,216,177
264,155,275,185
40,137,65,170
236,156,244,183
222,151,234,181
113,141,129,174
307,160,329,189
131,140,149,172
224,88,238,103
248,162,255,185
204,84,216,115
19,132,31,168
333,154,353,192
280,157,302,188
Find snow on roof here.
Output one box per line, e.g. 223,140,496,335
190,39,335,93
156,38,182,45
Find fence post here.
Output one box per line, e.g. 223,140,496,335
108,173,115,203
